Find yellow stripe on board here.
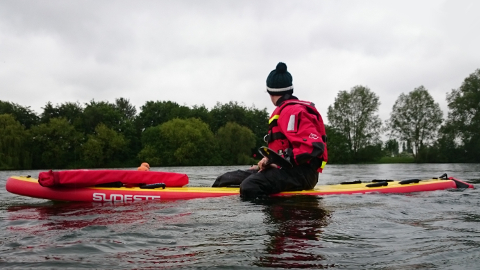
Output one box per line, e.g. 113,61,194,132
8,176,455,195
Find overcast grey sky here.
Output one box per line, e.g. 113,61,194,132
1,0,479,124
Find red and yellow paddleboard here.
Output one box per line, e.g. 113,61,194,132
6,175,474,202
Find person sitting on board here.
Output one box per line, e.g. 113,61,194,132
212,62,328,198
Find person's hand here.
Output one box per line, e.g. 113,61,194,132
250,164,260,170
258,157,277,171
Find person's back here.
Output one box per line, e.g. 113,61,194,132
265,97,328,172
213,62,328,199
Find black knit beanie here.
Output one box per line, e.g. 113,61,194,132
266,62,293,96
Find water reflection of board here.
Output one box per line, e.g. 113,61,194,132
6,174,474,202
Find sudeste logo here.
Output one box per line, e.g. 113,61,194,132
93,193,161,202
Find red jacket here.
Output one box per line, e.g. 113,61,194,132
266,99,328,172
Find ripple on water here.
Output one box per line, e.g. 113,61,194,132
1,165,479,269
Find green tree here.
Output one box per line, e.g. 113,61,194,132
136,101,191,130
82,100,123,134
216,122,256,165
135,101,193,165
440,69,480,162
115,97,137,121
40,102,57,123
387,86,443,159
30,118,82,169
210,101,251,132
356,143,383,162
139,118,219,166
244,106,269,156
0,114,32,169
433,132,462,162
324,125,351,164
210,101,268,154
327,86,382,162
383,139,399,157
138,125,163,166
0,100,39,129
416,143,446,163
82,123,128,168
114,98,140,165
40,101,84,129
190,104,213,127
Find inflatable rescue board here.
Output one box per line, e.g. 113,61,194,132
6,173,474,202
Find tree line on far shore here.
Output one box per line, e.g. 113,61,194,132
1,68,479,170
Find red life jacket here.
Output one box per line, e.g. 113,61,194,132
266,99,328,172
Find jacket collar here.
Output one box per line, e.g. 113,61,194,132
275,94,298,106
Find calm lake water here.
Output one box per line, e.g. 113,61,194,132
1,164,479,269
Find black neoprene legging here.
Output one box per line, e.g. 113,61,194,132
212,164,319,199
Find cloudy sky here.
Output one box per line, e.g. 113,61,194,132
1,0,479,124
